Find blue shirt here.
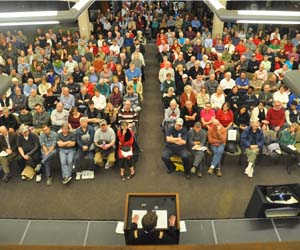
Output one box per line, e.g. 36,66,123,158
125,67,142,82
23,83,37,97
60,94,75,110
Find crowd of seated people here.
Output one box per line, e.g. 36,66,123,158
158,10,300,179
0,1,162,184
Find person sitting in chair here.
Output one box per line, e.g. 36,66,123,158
128,211,177,245
240,119,264,178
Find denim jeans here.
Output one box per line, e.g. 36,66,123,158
74,149,95,172
161,147,190,174
59,148,76,178
210,144,225,168
41,149,58,178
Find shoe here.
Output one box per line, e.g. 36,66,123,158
75,172,81,181
190,167,197,174
35,163,42,172
247,167,254,178
245,166,251,175
275,149,282,155
2,173,11,183
21,175,27,180
121,175,126,181
197,171,202,178
127,173,135,180
62,176,72,185
207,167,214,175
216,169,223,177
297,162,300,168
104,161,110,169
185,174,191,180
36,174,42,183
166,168,175,174
46,176,52,185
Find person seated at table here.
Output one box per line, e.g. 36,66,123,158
128,211,177,245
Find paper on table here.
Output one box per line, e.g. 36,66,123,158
132,210,147,228
115,221,124,234
180,221,187,232
153,210,168,228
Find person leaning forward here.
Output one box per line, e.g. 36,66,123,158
128,211,177,245
0,126,18,183
161,118,191,180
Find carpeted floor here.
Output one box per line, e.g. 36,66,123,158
1,44,300,220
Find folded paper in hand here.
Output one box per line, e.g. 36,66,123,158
287,145,297,151
0,151,8,157
192,145,207,151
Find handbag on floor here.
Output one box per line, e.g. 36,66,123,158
21,165,35,180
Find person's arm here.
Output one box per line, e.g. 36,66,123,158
26,134,40,156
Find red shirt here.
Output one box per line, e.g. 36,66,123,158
235,44,246,55
213,60,225,70
266,108,285,127
216,109,234,127
84,83,95,97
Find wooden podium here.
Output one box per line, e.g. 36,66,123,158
124,193,180,244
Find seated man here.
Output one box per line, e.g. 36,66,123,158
94,119,116,169
50,102,69,132
188,122,207,177
180,100,200,130
207,119,227,177
240,119,264,178
39,124,58,185
0,108,19,132
74,117,95,180
75,86,92,113
32,103,50,135
128,211,177,245
265,100,286,132
0,126,18,183
123,85,141,112
161,118,191,180
57,123,76,185
17,124,41,181
85,100,103,130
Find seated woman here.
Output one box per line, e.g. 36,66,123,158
210,86,225,110
279,123,300,167
196,87,210,110
68,107,83,130
117,121,135,181
216,102,234,130
251,101,268,124
180,85,196,109
200,102,215,130
234,105,250,132
110,85,123,109
207,119,227,177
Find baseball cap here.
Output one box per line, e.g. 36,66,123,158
175,118,184,125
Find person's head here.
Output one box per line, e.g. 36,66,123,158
216,86,223,95
209,73,215,81
142,211,158,232
225,72,231,80
42,124,51,136
250,119,260,132
239,105,247,114
19,124,30,137
0,126,8,136
185,100,193,109
289,123,298,133
193,121,202,132
174,118,184,130
212,118,220,126
124,100,131,111
56,102,64,112
273,100,282,110
222,102,230,112
184,85,192,94
80,86,88,95
35,103,43,113
62,87,70,96
70,106,78,116
126,85,134,95
232,85,238,94
61,123,69,135
120,121,128,131
290,100,298,110
99,119,108,131
170,99,177,109
2,108,10,118
79,117,88,129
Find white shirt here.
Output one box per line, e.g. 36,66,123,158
92,95,106,110
273,91,289,108
220,78,236,90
